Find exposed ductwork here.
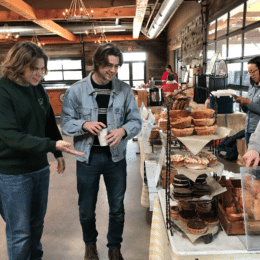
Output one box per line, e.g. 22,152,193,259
142,0,184,39
0,23,133,37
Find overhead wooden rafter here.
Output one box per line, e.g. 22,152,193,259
0,0,77,41
133,0,149,39
0,34,151,45
0,7,136,22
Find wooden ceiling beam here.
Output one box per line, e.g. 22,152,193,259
0,0,77,41
0,7,136,22
0,34,150,45
133,0,149,39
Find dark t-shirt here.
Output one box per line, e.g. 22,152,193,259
91,76,112,145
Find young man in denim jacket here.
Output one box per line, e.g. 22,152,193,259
61,43,142,260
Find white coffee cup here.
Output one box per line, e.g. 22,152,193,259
98,128,108,146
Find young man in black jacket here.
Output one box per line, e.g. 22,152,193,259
0,41,84,260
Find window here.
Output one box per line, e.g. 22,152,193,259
228,34,242,58
208,21,216,40
217,14,228,38
216,39,227,59
207,1,260,111
246,0,260,26
229,4,244,33
117,52,146,88
244,28,260,57
44,58,83,82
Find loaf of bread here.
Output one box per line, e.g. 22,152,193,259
170,110,190,118
193,117,215,126
194,124,217,135
191,109,215,119
171,127,194,137
170,116,192,129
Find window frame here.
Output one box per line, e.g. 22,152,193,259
42,57,84,85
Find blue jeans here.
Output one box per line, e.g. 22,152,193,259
76,152,127,249
0,166,50,260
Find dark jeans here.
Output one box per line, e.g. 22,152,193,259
0,166,50,260
76,152,127,249
245,132,251,148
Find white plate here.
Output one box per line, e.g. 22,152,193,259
184,163,208,170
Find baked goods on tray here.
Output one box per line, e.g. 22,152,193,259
198,152,217,166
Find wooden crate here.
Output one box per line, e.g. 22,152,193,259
218,178,245,235
218,203,245,235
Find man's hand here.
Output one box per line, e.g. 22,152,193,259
82,121,106,135
56,140,85,156
243,150,259,167
105,128,126,148
235,96,251,106
56,157,65,174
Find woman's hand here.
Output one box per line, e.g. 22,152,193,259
234,96,251,106
56,157,65,174
56,140,85,156
243,150,259,167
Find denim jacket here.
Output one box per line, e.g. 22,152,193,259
61,72,142,163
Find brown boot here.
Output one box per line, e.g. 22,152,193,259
84,244,99,260
108,248,124,260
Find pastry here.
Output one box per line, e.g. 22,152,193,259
171,154,184,166
170,206,180,218
198,152,217,166
192,183,211,197
173,188,193,198
193,118,215,126
171,127,194,137
195,173,208,184
194,124,217,136
173,174,190,188
158,118,167,131
184,156,209,166
191,108,215,119
179,210,197,222
178,201,195,211
196,202,212,213
204,216,219,226
160,111,168,119
187,220,207,234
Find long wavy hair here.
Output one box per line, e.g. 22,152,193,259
93,43,123,72
248,56,260,85
1,41,48,83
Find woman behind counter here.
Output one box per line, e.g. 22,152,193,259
161,64,178,87
234,56,260,147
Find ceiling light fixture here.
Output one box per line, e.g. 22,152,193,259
0,23,19,42
31,35,44,47
63,0,90,20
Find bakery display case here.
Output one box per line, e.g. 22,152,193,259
241,167,260,251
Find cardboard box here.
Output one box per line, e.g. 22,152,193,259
193,67,203,75
237,139,247,166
